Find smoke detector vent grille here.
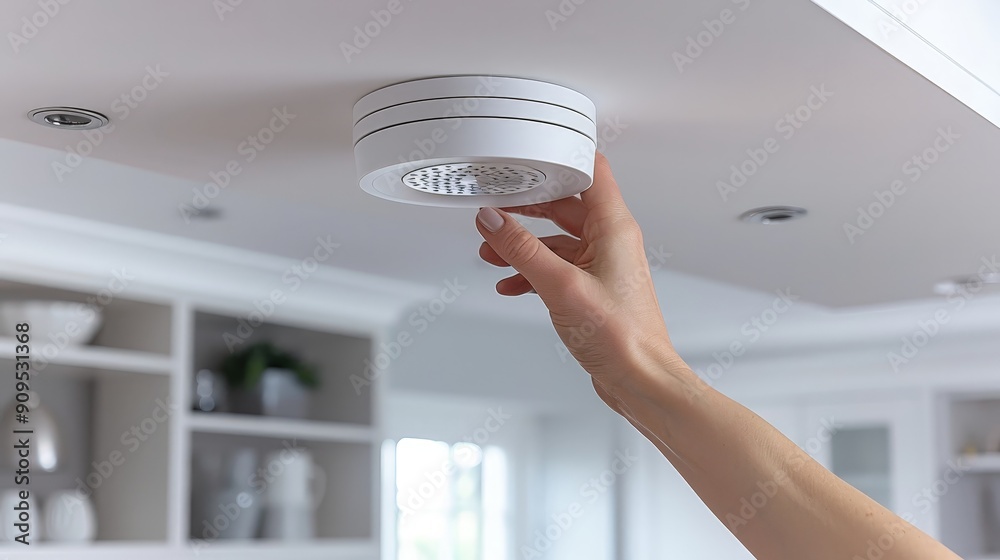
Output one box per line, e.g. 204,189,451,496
402,163,545,196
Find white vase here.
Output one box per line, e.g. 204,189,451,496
259,368,310,418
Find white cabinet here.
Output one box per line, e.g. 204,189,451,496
938,391,1000,559
619,391,935,560
802,393,934,534
0,277,384,559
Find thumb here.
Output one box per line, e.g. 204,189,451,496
475,207,577,294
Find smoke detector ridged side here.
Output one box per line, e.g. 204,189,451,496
352,76,597,208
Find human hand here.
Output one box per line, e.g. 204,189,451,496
475,153,683,401
479,155,963,560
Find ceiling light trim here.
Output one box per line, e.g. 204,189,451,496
27,107,111,131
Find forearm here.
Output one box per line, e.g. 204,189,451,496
614,346,960,560
473,160,958,558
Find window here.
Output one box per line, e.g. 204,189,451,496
388,438,508,560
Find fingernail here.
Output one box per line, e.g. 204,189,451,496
477,207,504,233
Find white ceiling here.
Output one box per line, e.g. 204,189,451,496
1,0,998,311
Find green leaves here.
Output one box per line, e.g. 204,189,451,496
221,341,320,390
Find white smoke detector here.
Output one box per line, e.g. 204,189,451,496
353,76,597,207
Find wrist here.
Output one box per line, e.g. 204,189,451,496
628,333,699,387
618,335,713,427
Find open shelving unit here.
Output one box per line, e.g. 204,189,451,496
0,281,174,550
184,309,378,552
187,412,373,443
958,453,1000,474
938,391,1000,560
0,337,172,376
0,278,383,559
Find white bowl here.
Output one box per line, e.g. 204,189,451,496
0,300,103,346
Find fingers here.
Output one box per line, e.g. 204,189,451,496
479,235,580,268
580,152,629,212
500,196,588,238
496,274,533,296
475,207,578,296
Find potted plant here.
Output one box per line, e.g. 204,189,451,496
221,342,320,418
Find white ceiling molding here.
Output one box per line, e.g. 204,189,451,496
811,0,1000,128
0,202,433,332
1,1,998,309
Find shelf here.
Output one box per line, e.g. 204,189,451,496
0,540,375,560
0,541,167,559
184,538,377,556
0,337,172,375
187,412,374,443
956,453,1000,473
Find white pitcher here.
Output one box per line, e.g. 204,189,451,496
259,448,326,540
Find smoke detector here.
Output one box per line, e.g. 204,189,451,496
353,76,597,207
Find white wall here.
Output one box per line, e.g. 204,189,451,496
617,403,805,560
619,427,756,560
528,413,618,560
385,309,597,409
381,390,621,560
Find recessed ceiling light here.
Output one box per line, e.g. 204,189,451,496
739,206,807,225
183,207,223,221
27,107,110,130
934,273,1000,296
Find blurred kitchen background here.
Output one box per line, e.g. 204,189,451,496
1,1,999,559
